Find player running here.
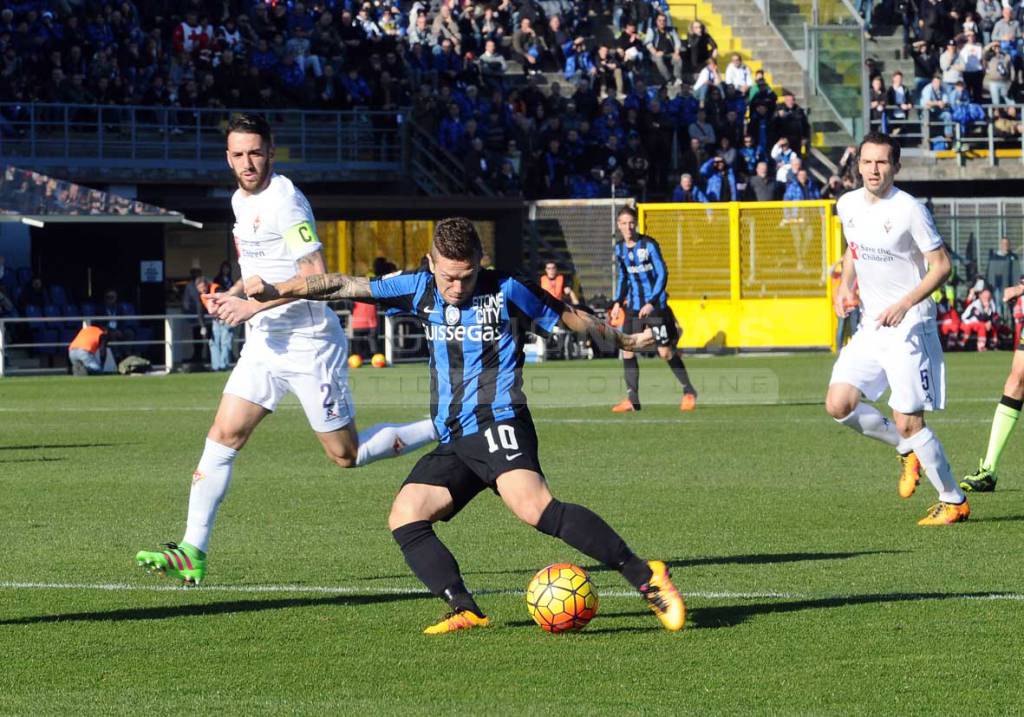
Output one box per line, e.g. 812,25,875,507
959,280,1024,492
135,114,437,584
246,217,686,633
609,206,697,412
826,131,969,525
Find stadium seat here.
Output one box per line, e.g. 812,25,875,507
79,301,97,317
23,304,44,330
117,302,137,324
33,327,60,355
48,285,68,306
63,304,81,329
16,267,32,287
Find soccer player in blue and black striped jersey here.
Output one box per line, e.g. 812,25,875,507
610,206,698,412
246,217,686,634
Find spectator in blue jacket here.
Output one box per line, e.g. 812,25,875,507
699,156,738,202
340,66,371,105
671,173,708,202
438,103,464,152
783,168,821,200
738,134,767,175
433,38,463,80
564,37,595,81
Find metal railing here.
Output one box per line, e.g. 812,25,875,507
0,103,405,175
756,0,868,139
405,118,494,197
873,102,1024,164
0,313,206,377
0,308,354,377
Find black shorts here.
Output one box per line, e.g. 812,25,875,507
402,415,543,521
623,305,680,348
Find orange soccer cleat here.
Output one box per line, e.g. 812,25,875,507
680,393,697,412
917,500,970,526
639,560,686,632
612,397,638,412
898,452,921,499
422,609,491,635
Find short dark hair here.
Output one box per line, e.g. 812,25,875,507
858,130,901,165
617,206,638,221
226,113,273,146
432,217,482,261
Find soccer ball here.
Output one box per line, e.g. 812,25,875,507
371,353,387,368
348,354,363,369
526,563,598,633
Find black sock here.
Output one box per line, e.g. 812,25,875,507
392,520,483,614
667,354,695,394
536,500,653,589
1001,394,1024,411
623,356,640,406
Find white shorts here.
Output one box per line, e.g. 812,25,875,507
830,320,945,414
223,328,354,433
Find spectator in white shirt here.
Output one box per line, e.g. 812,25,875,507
940,39,964,95
959,31,985,99
724,53,752,96
770,137,795,182
693,57,721,101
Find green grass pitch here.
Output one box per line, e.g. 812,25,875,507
1,353,1022,715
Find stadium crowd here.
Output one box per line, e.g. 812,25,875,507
861,0,1024,148
0,0,813,200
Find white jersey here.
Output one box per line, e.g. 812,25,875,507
231,173,332,336
836,186,943,328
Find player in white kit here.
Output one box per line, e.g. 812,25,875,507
134,114,438,583
825,132,970,526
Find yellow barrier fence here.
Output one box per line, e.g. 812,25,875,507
638,200,841,350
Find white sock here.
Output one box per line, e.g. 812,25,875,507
182,438,238,553
899,427,965,504
836,404,901,447
356,419,437,466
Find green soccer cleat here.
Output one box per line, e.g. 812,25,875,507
960,462,997,493
135,542,206,585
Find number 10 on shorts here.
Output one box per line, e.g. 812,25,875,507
484,425,519,453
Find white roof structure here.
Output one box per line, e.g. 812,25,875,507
0,165,201,228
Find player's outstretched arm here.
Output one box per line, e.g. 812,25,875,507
558,304,654,351
246,272,373,302
213,252,330,326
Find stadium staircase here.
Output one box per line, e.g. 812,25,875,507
680,0,857,174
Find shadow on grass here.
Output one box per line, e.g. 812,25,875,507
690,591,1019,630
363,550,907,581
0,443,123,451
505,610,660,634
0,592,429,627
970,514,1024,523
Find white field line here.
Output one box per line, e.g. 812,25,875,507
0,396,1007,413
1,581,1022,602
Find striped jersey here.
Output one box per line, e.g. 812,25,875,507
614,235,669,310
370,269,563,443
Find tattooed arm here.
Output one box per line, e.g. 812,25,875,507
558,303,654,352
213,251,329,326
244,270,373,303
